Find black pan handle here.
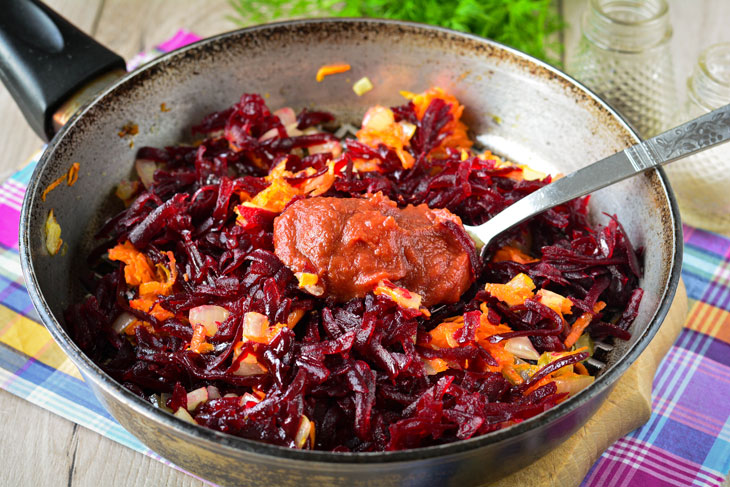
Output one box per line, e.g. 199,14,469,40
0,0,126,140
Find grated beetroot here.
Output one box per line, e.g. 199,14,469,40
66,91,643,452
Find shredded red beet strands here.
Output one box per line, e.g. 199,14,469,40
65,91,643,452
296,108,335,130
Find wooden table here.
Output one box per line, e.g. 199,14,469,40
1,1,728,485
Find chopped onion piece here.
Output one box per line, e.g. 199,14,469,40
174,407,197,424
274,107,297,126
423,358,449,375
115,179,139,203
243,312,269,340
159,393,172,412
504,336,540,361
111,312,136,334
301,171,336,197
284,122,303,137
295,272,324,296
374,279,423,310
308,140,342,157
361,106,393,132
400,121,417,139
257,110,301,140
186,386,209,411
295,415,314,449
240,392,261,407
554,375,594,397
353,76,373,96
189,305,230,336
538,349,587,368
334,123,358,139
287,309,305,329
536,289,572,316
259,124,302,141
258,127,280,141
521,165,548,181
206,386,221,400
574,333,595,356
232,352,267,376
44,209,63,256
135,158,157,188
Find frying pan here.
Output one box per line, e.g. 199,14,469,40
2,1,682,485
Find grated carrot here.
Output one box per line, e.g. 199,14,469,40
502,365,524,385
236,157,336,215
41,176,65,201
574,362,589,375
523,376,554,396
373,279,425,313
492,245,539,264
108,241,156,287
67,162,80,186
536,289,573,316
286,308,306,329
428,310,514,373
122,319,154,336
294,272,324,297
428,320,463,349
423,358,450,375
484,273,535,307
564,301,607,348
356,106,415,169
316,63,351,82
400,87,472,157
118,122,138,138
189,324,214,354
129,297,174,322
42,162,81,201
138,251,177,297
110,242,178,326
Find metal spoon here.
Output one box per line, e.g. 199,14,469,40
465,104,730,255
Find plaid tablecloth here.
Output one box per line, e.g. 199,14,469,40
581,224,730,487
1,33,728,487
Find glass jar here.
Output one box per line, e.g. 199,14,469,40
662,43,730,233
567,0,676,138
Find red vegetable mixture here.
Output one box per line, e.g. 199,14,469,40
66,87,643,451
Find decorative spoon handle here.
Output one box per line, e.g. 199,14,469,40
465,103,730,253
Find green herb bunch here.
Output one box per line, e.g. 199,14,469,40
229,0,564,65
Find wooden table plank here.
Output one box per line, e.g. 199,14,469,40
69,420,204,487
0,389,77,486
92,0,235,61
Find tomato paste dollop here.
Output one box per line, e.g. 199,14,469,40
273,193,476,307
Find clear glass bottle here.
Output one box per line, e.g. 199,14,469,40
567,0,676,138
662,43,730,233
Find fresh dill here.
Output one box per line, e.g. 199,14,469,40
228,0,564,65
